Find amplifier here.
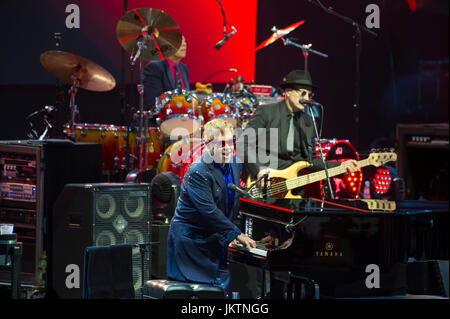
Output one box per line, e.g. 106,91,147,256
0,139,102,287
249,84,273,96
1,183,36,203
396,123,449,200
0,147,38,208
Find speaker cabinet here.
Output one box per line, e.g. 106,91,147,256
51,183,151,298
396,123,449,200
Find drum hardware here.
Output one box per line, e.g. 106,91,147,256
201,93,239,128
39,50,116,139
39,51,116,92
116,8,183,62
25,105,57,140
280,37,328,73
255,20,305,51
155,90,203,137
202,68,238,83
116,8,182,174
68,75,80,131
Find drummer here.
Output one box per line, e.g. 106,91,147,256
143,35,190,112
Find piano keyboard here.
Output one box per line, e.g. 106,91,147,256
228,241,275,257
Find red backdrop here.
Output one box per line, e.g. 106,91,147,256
47,0,257,84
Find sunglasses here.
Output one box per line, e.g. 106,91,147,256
209,138,236,148
288,88,315,99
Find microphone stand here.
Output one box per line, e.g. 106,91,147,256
136,241,160,298
306,103,335,199
202,69,237,83
54,32,63,138
306,0,378,149
280,37,328,73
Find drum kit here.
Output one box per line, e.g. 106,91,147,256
38,8,260,182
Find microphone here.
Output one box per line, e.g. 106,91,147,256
130,37,149,65
299,99,322,107
215,26,237,50
43,105,56,114
228,183,253,199
26,105,57,119
130,45,143,65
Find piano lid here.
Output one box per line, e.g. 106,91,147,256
239,197,449,219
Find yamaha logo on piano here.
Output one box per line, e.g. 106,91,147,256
315,242,343,257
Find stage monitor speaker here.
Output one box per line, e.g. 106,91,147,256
0,140,102,287
51,183,151,299
396,123,449,200
407,260,449,297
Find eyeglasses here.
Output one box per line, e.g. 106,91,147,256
209,138,235,148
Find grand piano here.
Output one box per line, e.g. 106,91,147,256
228,197,448,298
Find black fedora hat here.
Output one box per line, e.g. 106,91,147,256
279,70,318,89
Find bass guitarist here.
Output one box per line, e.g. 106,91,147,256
239,69,359,192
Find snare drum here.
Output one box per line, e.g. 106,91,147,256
201,93,239,127
155,90,203,137
156,138,205,179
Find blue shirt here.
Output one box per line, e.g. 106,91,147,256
214,162,235,217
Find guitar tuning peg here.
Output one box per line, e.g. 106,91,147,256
370,148,377,153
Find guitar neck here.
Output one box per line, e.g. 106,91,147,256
286,158,370,190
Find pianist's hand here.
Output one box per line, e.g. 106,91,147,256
235,233,257,249
260,235,279,247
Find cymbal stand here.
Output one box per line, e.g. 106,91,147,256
280,37,328,73
133,40,150,171
67,75,79,138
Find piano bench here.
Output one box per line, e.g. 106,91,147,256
142,279,226,299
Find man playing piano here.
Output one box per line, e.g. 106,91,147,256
167,119,256,295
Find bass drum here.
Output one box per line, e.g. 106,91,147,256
305,139,362,199
156,138,205,181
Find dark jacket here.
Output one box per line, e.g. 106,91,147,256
167,151,242,286
239,100,340,179
143,60,190,109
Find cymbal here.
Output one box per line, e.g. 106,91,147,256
256,20,305,51
116,8,182,61
40,50,116,91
